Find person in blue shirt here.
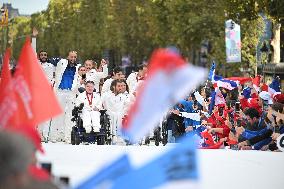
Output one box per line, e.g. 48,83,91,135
49,51,82,143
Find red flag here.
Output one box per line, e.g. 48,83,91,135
0,48,11,86
252,75,261,92
13,38,62,126
0,48,19,128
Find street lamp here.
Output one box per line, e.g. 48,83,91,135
259,41,269,79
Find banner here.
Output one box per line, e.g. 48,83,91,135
225,20,241,63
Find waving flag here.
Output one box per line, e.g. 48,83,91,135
112,135,199,189
208,87,225,114
121,48,207,142
208,62,238,90
269,77,281,94
0,48,19,128
216,79,238,90
12,38,62,126
208,61,223,82
225,77,251,85
252,75,261,92
75,155,133,189
208,61,216,81
208,90,216,114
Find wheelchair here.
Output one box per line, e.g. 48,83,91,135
144,119,168,146
70,104,111,145
167,113,185,141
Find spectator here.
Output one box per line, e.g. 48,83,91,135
0,131,34,189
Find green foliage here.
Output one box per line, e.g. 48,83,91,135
1,0,282,76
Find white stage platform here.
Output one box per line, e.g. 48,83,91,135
37,143,284,189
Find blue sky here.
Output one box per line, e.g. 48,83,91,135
0,0,49,15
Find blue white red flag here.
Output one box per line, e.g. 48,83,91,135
121,48,207,142
208,62,238,90
269,77,281,94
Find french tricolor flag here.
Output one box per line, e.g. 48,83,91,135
268,77,281,95
208,62,238,90
121,48,207,142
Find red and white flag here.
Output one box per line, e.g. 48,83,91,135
252,75,261,92
11,38,62,126
121,48,207,142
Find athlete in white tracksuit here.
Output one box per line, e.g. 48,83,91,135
76,81,102,132
85,59,108,93
50,51,81,143
101,67,123,95
102,80,129,140
37,51,55,141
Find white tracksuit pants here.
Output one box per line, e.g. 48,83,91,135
82,109,101,132
49,90,75,142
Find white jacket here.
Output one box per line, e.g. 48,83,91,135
126,72,138,93
101,78,114,94
86,64,108,92
54,59,81,91
40,61,55,85
76,92,102,111
102,92,126,114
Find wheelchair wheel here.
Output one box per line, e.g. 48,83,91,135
74,133,80,145
145,136,150,145
97,135,105,145
71,130,75,145
162,137,167,146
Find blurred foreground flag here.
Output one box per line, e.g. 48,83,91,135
12,38,62,126
122,48,207,142
112,136,199,189
0,48,19,128
75,155,133,189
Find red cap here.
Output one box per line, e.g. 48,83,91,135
29,165,50,181
273,94,284,103
248,98,259,108
261,84,268,92
6,125,44,153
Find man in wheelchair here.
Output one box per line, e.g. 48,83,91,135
71,81,108,145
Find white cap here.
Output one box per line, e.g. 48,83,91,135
259,91,271,101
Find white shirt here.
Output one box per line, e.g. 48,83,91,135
76,91,102,112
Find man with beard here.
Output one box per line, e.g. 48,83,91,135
37,51,55,141
50,51,81,143
38,50,55,86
